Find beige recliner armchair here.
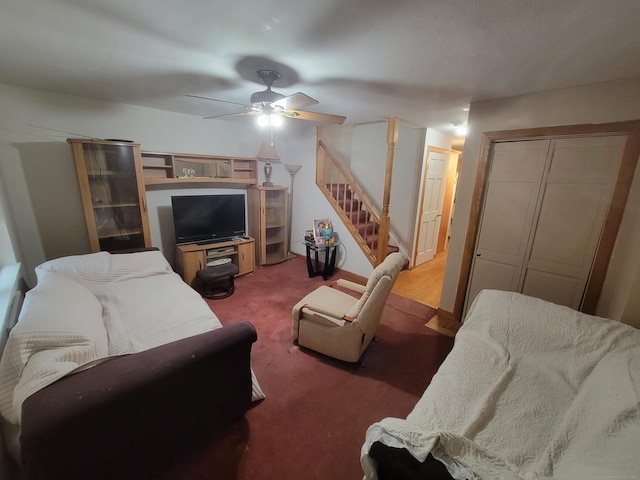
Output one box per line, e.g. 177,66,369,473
292,252,406,362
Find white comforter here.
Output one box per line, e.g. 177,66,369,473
0,251,263,433
362,290,640,480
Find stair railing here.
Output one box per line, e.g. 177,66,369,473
316,138,386,266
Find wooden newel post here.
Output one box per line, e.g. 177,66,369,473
376,117,399,264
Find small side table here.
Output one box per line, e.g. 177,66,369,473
305,240,341,280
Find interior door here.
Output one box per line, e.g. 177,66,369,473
415,150,448,265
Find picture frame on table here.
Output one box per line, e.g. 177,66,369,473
314,236,326,246
313,218,330,238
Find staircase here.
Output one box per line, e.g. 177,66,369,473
316,139,399,266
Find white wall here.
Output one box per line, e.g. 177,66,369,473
390,124,426,253
425,128,453,150
0,83,380,285
0,183,16,266
351,122,388,203
317,124,355,168
442,76,640,322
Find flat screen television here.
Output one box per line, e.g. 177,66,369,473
171,194,246,245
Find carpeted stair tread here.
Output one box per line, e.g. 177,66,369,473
357,222,379,236
335,197,361,212
346,210,370,223
326,181,398,265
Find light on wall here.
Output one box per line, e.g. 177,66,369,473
454,123,468,137
255,140,281,187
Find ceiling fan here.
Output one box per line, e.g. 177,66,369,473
187,69,346,126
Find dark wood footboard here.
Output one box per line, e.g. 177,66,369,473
20,322,258,480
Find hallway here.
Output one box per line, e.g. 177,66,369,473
392,251,461,337
392,251,447,308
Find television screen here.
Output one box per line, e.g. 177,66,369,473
171,194,246,245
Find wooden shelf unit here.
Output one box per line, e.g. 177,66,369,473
175,237,255,287
141,151,258,186
247,186,288,265
68,138,152,252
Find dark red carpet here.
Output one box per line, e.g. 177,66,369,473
160,257,454,480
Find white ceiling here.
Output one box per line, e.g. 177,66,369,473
2,0,640,138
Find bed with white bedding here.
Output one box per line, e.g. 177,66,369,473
0,250,264,479
361,289,640,480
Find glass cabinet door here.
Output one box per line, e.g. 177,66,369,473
69,139,151,252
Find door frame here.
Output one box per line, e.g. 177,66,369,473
453,120,640,321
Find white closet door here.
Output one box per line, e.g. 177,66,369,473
465,140,549,308
521,136,626,308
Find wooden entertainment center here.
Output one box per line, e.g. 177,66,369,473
175,237,255,287
69,139,287,282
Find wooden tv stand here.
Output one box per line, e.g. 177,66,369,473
175,237,255,287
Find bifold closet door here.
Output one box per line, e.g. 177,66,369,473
521,136,625,308
465,140,549,308
466,135,626,313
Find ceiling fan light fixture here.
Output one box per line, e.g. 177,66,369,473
191,69,344,126
270,114,283,127
257,113,282,127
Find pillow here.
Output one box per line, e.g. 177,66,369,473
36,250,174,291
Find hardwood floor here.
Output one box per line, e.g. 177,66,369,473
392,250,448,308
392,250,461,337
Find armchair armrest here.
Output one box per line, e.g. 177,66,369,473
336,278,366,294
301,304,349,324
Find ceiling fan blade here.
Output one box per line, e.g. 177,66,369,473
185,94,249,108
272,92,318,111
286,110,346,125
203,111,258,120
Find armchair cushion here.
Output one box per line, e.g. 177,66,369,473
302,286,357,319
292,286,356,336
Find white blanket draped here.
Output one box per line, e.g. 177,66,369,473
362,290,640,480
